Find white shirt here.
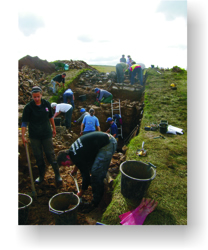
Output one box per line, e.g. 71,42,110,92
55,103,72,113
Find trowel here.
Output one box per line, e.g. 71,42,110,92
137,141,147,156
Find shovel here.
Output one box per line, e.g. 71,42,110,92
137,141,147,156
25,143,37,198
69,173,82,203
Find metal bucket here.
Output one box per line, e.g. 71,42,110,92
49,192,80,225
18,193,33,225
120,161,156,200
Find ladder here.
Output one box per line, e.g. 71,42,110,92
111,99,123,138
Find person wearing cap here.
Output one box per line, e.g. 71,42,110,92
115,62,128,83
75,108,90,123
106,117,118,141
130,62,143,85
120,55,126,63
51,73,66,94
94,88,113,105
51,103,73,130
57,131,117,208
80,108,100,135
63,88,75,108
21,86,62,184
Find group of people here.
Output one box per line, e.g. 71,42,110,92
116,54,143,86
21,84,119,208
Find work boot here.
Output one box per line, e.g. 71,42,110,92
35,164,46,183
52,162,62,183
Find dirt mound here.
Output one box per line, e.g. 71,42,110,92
18,55,56,74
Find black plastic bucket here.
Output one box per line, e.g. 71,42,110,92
54,117,61,126
49,192,80,225
18,193,33,225
159,121,168,134
79,95,86,101
120,161,156,200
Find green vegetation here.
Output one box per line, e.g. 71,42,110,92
48,68,91,103
90,65,116,73
101,66,187,225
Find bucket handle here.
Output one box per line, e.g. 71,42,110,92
49,207,65,215
148,162,157,168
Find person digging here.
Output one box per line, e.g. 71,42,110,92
57,131,117,209
94,88,113,106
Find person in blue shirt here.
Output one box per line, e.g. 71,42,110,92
106,117,118,141
94,88,113,105
63,88,75,108
80,108,100,135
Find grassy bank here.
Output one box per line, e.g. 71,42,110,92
90,65,116,73
101,67,187,225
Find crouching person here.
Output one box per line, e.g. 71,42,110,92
57,131,117,208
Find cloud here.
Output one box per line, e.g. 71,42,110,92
77,35,94,43
156,1,187,21
18,12,44,36
168,44,187,50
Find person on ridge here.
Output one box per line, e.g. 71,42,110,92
116,62,128,83
51,73,66,94
130,61,143,86
94,88,113,105
80,108,100,135
120,54,126,63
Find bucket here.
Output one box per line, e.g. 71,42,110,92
120,161,156,200
54,117,61,126
18,193,33,225
159,120,168,134
79,95,86,101
64,64,69,70
49,192,80,225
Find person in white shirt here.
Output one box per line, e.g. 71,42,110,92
51,103,73,129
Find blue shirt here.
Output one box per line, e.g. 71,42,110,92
97,89,112,101
64,89,73,95
110,122,118,138
82,115,100,132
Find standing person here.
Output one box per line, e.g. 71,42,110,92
57,131,117,207
21,86,62,184
80,108,100,135
106,117,118,141
130,62,143,86
51,103,73,130
120,54,126,63
116,62,128,83
75,108,90,123
51,73,66,94
63,88,75,108
94,88,113,105
126,56,132,80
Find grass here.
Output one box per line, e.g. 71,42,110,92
90,65,116,73
101,67,187,225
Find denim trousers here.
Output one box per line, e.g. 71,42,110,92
131,67,143,85
63,93,75,108
51,80,57,93
90,135,117,204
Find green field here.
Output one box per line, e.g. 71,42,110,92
90,65,116,73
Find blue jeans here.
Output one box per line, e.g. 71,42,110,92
51,80,57,94
131,67,143,85
90,135,117,204
63,93,75,108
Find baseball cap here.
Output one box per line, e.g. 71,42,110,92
94,88,99,93
106,117,113,122
80,108,86,112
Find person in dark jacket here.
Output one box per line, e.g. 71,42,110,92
21,86,62,184
116,62,128,83
51,73,66,94
57,132,117,207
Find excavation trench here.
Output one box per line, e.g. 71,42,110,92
18,67,146,225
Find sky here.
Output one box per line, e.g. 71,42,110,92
17,0,187,69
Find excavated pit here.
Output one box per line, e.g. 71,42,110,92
18,61,146,225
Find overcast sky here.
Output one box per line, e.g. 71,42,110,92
17,0,187,69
